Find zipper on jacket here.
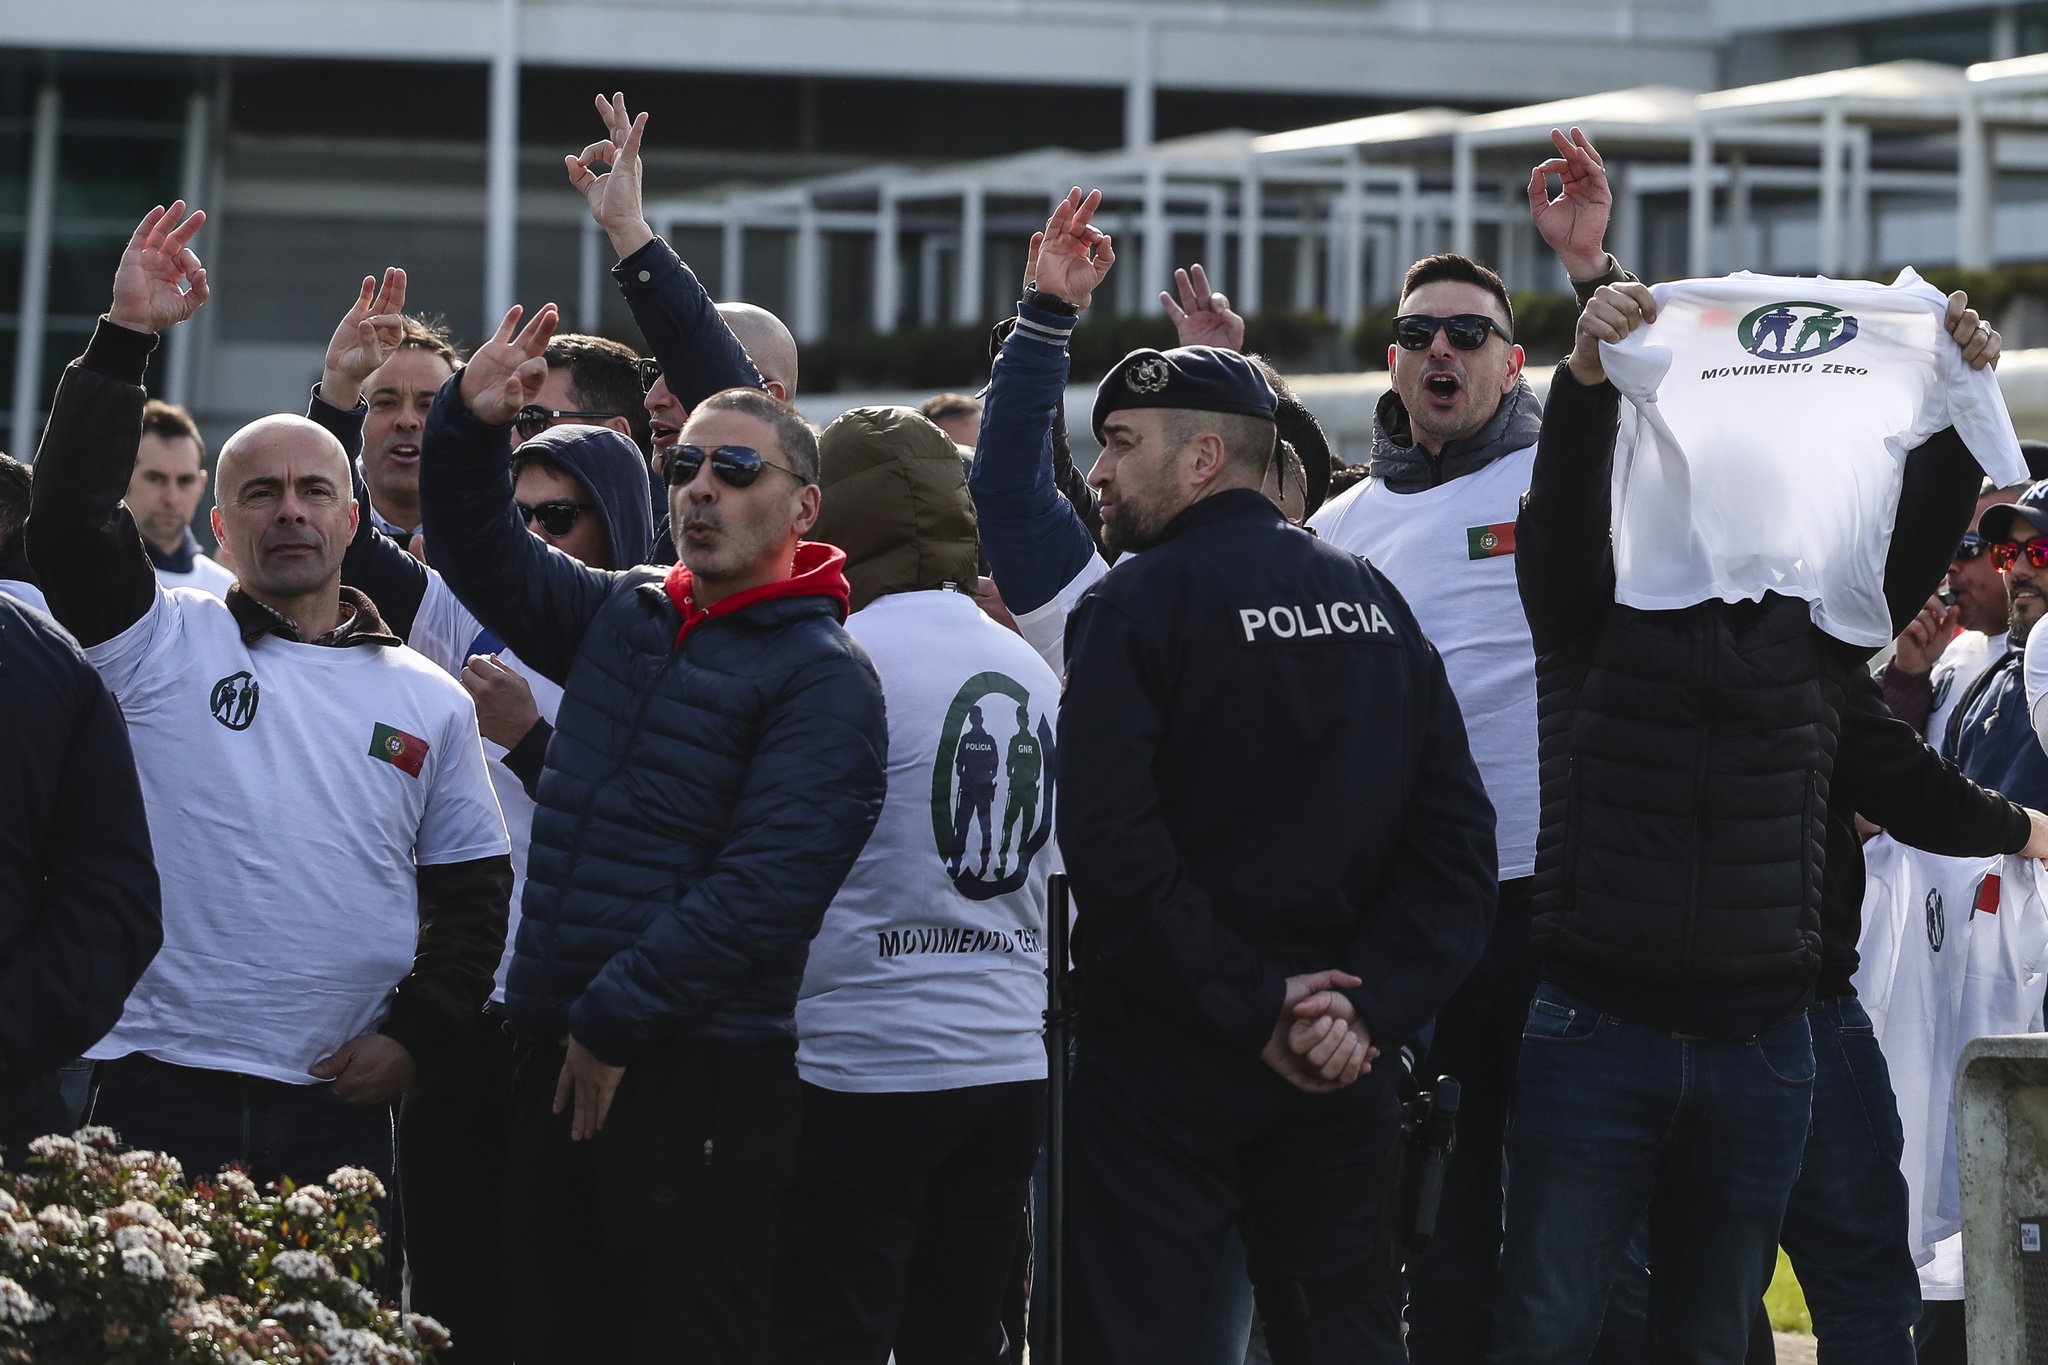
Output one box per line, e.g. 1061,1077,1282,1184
1680,614,1716,978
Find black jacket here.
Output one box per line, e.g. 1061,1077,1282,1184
24,318,512,1069
1521,363,2022,1034
418,375,890,1062
1058,489,1496,1053
0,597,162,1106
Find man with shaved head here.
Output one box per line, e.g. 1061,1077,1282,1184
25,205,512,1202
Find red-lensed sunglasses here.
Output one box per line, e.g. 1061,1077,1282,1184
1992,537,2048,571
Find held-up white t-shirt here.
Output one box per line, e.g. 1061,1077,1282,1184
1855,838,2048,1266
407,574,561,1000
797,589,1061,1093
1600,270,2027,647
1015,551,1108,679
1310,448,1538,879
82,587,510,1084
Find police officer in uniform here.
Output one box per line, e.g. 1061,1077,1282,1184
1056,335,1499,1360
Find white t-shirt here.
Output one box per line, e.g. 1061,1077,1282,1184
1855,838,2048,1266
797,589,1061,1093
154,552,236,600
0,580,48,614
81,587,510,1084
2023,633,2048,758
1309,448,1539,879
1014,551,1108,679
1932,629,2010,756
406,574,561,1000
1600,270,2027,648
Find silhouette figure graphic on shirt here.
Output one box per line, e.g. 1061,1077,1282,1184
996,704,1042,877
948,705,1000,877
1752,306,1797,354
1792,309,1845,354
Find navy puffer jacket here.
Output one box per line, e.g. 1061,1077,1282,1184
419,376,889,1062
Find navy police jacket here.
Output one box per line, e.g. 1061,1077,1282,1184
1058,488,1497,1053
1954,649,2048,811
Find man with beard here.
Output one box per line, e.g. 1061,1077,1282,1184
1053,191,1496,1363
1884,477,2032,752
26,203,512,1198
1953,483,2048,807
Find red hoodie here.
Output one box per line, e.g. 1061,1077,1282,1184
662,540,852,648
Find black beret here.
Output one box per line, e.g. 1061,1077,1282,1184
1091,345,1278,441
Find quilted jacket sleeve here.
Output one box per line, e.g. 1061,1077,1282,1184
565,639,890,1063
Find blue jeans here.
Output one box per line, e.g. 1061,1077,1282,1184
1491,985,1815,1365
1780,996,1921,1365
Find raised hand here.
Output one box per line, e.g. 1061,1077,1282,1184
566,91,655,259
1162,264,1245,351
1033,188,1116,311
461,303,562,426
109,202,209,334
1946,291,2001,371
1568,281,1657,387
1891,594,1958,677
321,267,409,409
1529,127,1613,283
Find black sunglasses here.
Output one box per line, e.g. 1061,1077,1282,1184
1955,532,1992,563
662,444,810,490
513,406,629,442
1994,536,2048,571
636,358,663,393
518,499,596,536
1392,313,1514,351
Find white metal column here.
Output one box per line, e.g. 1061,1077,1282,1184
1846,126,1871,276
577,217,602,333
163,84,211,409
1293,191,1318,311
1819,103,1845,276
1125,18,1155,151
1688,126,1715,277
10,83,58,454
954,185,985,326
1452,135,1476,257
794,203,823,343
1338,153,1366,327
1238,170,1263,314
1728,153,1750,273
1141,166,1169,315
482,0,520,333
722,211,744,301
872,190,899,334
1960,96,1994,270
1203,186,1226,285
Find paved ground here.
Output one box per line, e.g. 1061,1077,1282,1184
1774,1331,1818,1364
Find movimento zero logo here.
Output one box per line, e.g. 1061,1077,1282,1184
929,671,1056,901
209,671,260,731
1738,301,1859,359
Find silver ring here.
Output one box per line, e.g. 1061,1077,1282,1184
1978,321,1993,341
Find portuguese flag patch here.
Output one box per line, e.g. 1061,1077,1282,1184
369,722,430,778
1466,521,1516,560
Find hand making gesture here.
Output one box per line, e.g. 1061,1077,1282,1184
1162,264,1245,351
1031,188,1116,311
108,202,209,334
567,91,655,260
1529,126,1613,284
321,267,409,409
462,303,562,426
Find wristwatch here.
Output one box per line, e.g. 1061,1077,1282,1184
1023,287,1080,318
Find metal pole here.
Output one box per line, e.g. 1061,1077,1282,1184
1124,18,1154,151
578,216,602,334
872,188,899,334
1688,125,1714,277
482,0,520,335
1819,103,1845,276
1960,94,1994,271
955,184,985,326
10,83,58,455
1238,168,1263,315
1451,134,1476,258
1142,166,1169,315
1044,872,1071,1365
163,84,210,409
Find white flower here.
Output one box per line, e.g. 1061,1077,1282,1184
218,1170,259,1203
114,1199,163,1225
269,1249,334,1280
120,1244,167,1279
26,1135,86,1168
72,1125,119,1148
326,1166,387,1201
0,1190,16,1215
35,1205,85,1240
403,1312,452,1348
114,1223,155,1251
282,1190,325,1218
0,1275,49,1324
1,1220,44,1255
